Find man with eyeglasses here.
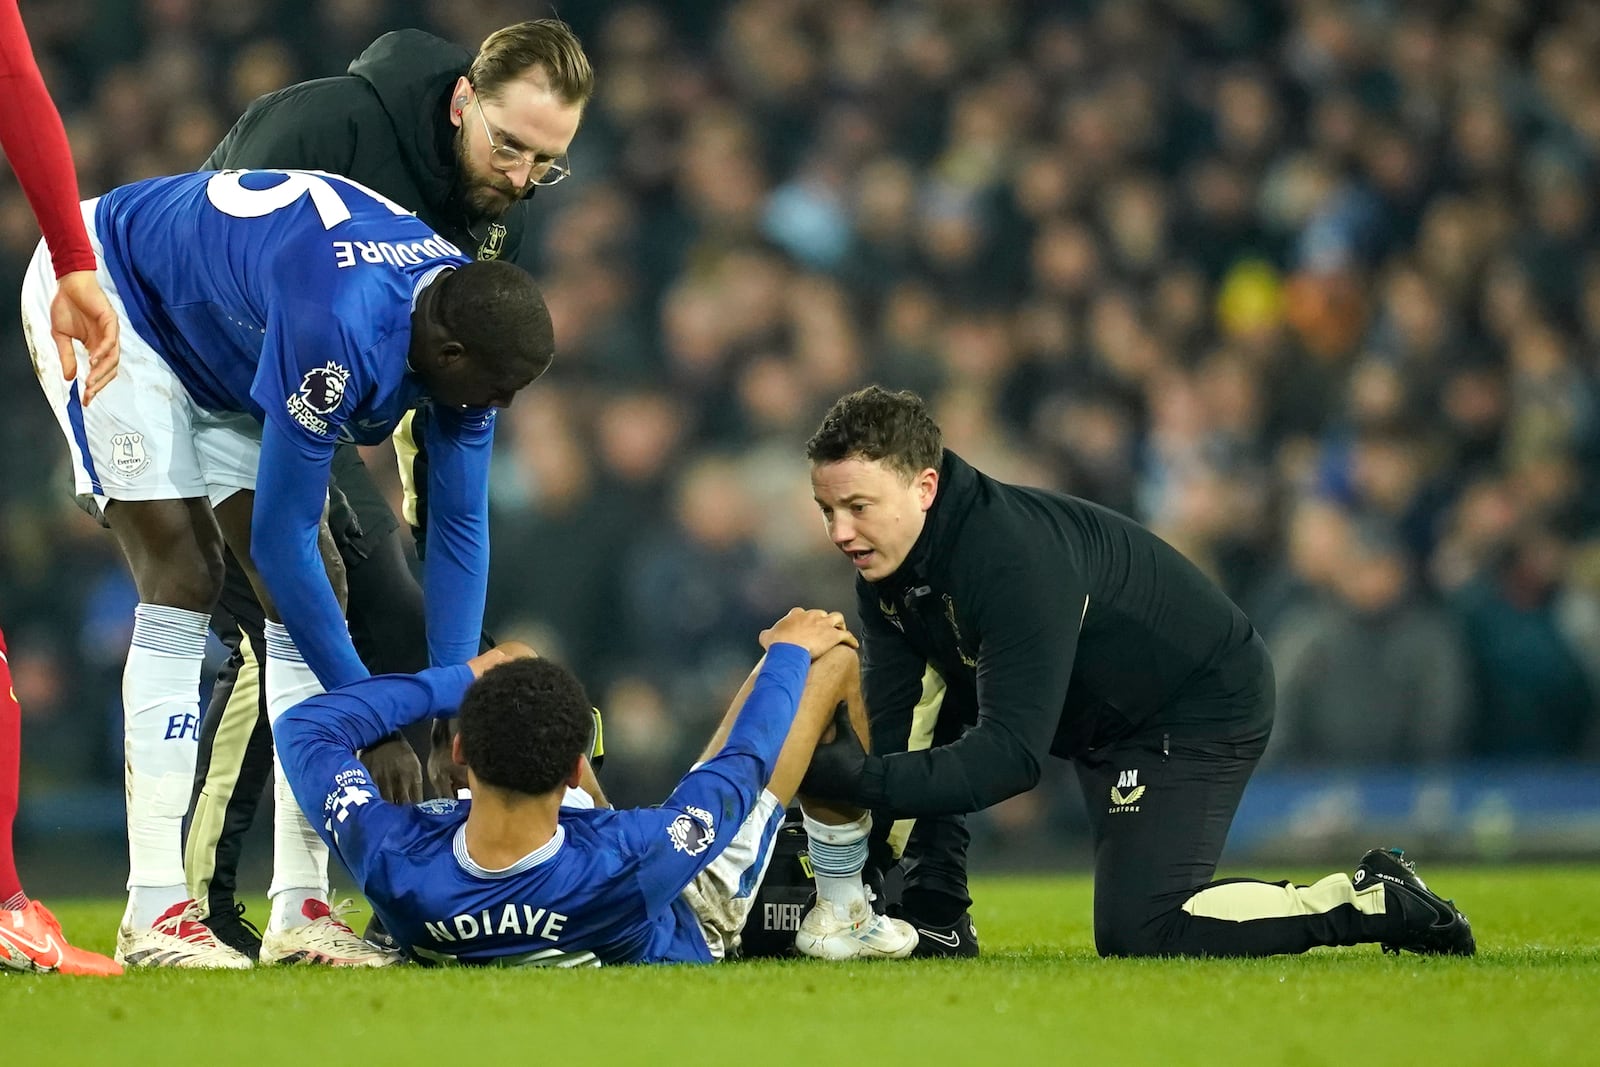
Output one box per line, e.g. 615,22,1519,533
154,19,594,965
457,79,573,222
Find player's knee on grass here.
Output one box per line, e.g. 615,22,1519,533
1093,897,1173,958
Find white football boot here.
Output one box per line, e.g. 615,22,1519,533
794,897,918,960
115,899,254,969
258,899,404,967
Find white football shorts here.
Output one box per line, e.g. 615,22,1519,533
679,789,786,961
21,198,260,511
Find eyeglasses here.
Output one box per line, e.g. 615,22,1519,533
472,93,570,187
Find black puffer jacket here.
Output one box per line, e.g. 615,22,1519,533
853,450,1274,817
205,29,537,268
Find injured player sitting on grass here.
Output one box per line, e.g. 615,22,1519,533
274,608,919,965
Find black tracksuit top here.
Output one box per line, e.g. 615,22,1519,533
202,29,543,545
853,450,1273,818
205,29,539,270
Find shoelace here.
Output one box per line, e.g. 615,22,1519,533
306,899,390,950
162,904,221,945
1389,851,1449,899
844,886,883,930
318,898,364,935
1391,852,1424,882
24,902,66,940
213,901,262,940
10,902,66,940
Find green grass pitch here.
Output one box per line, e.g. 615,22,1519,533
7,866,1597,1066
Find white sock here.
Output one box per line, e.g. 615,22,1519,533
801,810,871,913
263,621,328,931
124,887,189,930
267,881,325,932
123,604,207,926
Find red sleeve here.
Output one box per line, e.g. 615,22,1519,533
0,2,95,277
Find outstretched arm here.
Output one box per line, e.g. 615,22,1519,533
252,417,368,688
628,610,859,912
808,566,1082,817
0,5,93,275
0,2,119,400
276,665,475,886
626,642,812,914
420,404,496,668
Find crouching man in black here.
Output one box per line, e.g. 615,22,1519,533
799,386,1475,959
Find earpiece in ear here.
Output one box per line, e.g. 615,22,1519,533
455,96,468,108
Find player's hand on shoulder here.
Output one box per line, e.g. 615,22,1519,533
760,608,859,660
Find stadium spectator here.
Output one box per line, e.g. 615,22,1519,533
1270,519,1472,766
1453,526,1598,757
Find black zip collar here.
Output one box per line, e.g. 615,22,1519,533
871,449,982,603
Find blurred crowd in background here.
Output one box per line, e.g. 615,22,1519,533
3,0,1599,837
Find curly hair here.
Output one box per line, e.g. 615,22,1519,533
457,658,593,797
804,385,943,479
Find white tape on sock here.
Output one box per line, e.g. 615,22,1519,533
126,770,194,889
801,810,872,911
123,604,208,892
267,751,329,904
800,810,871,848
262,624,330,905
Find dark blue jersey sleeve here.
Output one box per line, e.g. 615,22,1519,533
421,403,495,668
253,416,368,688
618,643,810,914
249,299,376,688
276,665,476,885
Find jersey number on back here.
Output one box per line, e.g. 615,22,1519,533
205,170,411,229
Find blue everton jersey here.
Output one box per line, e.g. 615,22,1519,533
331,796,719,966
92,170,493,689
93,169,471,447
274,648,810,966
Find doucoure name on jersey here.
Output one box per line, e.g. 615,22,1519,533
332,237,462,270
424,903,570,945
